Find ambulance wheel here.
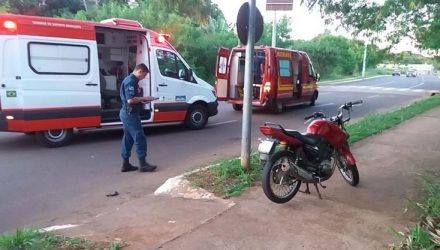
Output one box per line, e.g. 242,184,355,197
185,105,208,130
36,129,73,148
272,103,283,113
310,91,318,106
232,104,243,111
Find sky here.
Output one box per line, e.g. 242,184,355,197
211,0,425,55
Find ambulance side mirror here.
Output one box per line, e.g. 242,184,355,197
316,73,320,81
179,69,186,80
189,68,195,82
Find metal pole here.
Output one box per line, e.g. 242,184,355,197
362,41,367,78
241,0,256,170
271,10,277,47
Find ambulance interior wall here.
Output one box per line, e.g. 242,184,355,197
96,30,143,110
229,52,245,99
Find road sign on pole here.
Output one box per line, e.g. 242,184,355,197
237,3,264,45
266,0,293,11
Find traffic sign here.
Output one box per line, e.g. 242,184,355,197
266,0,293,11
236,2,264,45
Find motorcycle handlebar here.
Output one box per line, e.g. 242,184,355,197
340,100,363,109
351,100,363,106
304,115,314,120
304,112,325,121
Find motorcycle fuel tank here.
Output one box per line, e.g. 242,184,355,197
306,120,347,147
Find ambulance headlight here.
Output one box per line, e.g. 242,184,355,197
6,116,14,120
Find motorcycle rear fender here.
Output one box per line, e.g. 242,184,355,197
338,144,356,166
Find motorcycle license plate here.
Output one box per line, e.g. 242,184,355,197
258,140,275,154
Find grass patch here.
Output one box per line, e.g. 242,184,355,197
392,178,440,249
0,229,125,250
185,154,262,198
347,94,440,144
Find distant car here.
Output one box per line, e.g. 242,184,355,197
392,69,401,76
406,70,417,77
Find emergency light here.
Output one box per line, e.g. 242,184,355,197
156,34,170,43
3,20,17,31
263,82,271,93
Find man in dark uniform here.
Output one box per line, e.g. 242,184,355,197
119,63,157,172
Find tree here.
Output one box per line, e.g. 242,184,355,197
257,16,292,48
301,0,440,51
4,0,84,16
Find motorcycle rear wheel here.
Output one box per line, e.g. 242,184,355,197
262,150,302,203
336,155,360,186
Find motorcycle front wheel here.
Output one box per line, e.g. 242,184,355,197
336,154,360,186
262,150,302,204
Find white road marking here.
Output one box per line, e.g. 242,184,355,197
373,81,394,86
319,92,331,95
208,120,238,127
315,103,335,107
367,95,380,99
41,224,78,232
409,82,425,89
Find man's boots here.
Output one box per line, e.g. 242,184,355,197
139,158,157,172
121,158,138,172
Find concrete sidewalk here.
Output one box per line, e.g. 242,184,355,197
59,106,440,249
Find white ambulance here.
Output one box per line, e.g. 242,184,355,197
0,14,218,147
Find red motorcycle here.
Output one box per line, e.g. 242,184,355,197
258,100,362,203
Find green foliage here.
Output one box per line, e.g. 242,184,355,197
0,229,48,250
346,94,440,144
302,0,440,50
0,228,124,250
0,2,10,13
290,32,385,79
392,178,440,249
384,52,427,65
3,0,84,17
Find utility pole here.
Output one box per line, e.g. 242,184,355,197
241,0,256,170
362,40,368,78
82,0,88,11
271,11,277,47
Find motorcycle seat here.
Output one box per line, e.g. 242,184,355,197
283,129,321,146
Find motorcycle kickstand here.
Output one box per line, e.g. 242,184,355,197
300,183,311,194
313,183,322,199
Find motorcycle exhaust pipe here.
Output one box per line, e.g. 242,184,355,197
287,162,318,183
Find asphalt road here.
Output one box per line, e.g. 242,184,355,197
0,74,439,233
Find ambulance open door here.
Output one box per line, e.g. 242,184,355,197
215,48,230,101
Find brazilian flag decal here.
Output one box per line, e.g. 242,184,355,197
6,91,17,98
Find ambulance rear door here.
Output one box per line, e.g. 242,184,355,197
215,47,230,101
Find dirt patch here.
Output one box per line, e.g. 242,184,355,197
185,168,239,198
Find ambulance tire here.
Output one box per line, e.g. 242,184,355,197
272,103,283,114
232,104,243,111
185,104,208,130
36,129,73,148
310,91,318,106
